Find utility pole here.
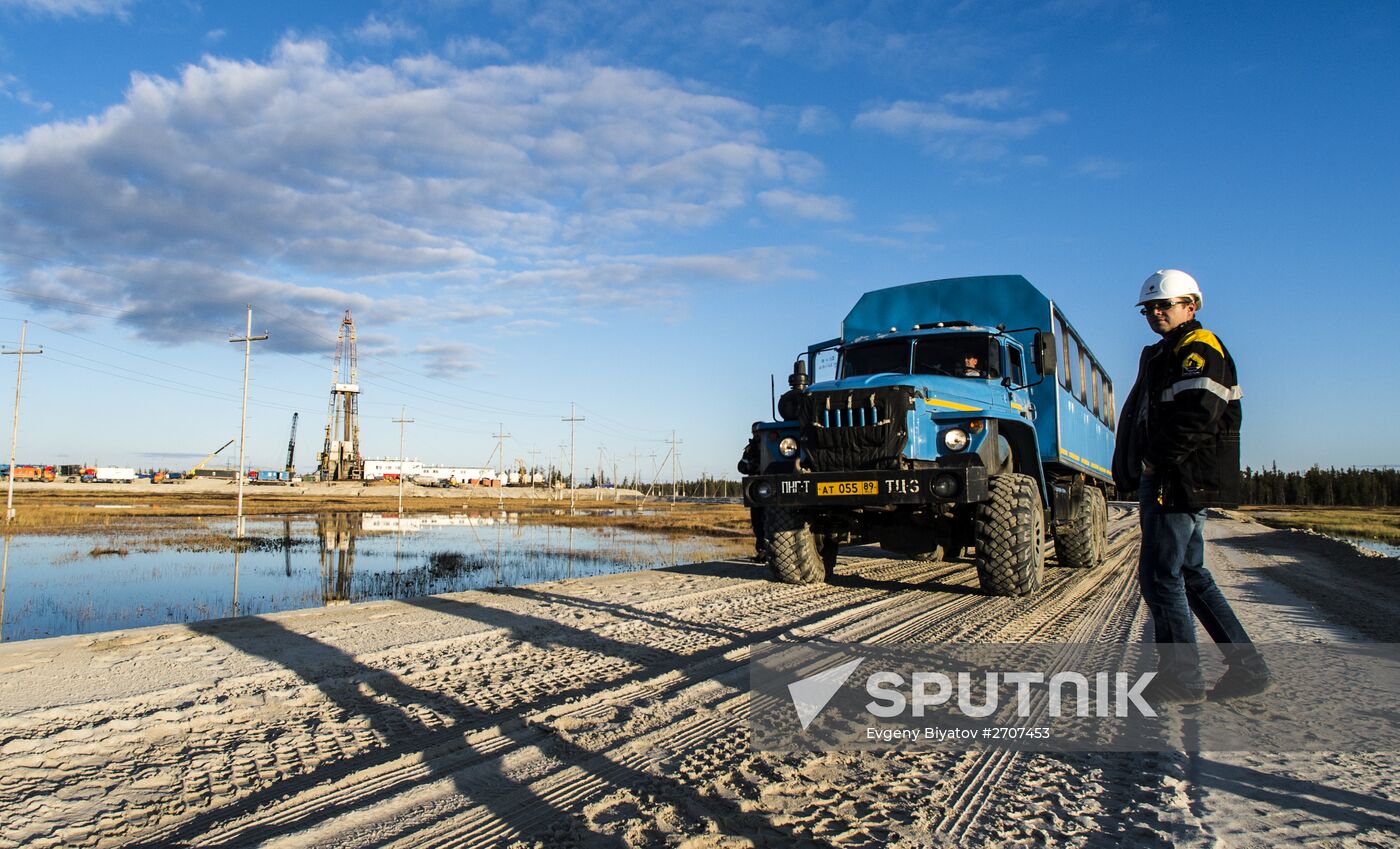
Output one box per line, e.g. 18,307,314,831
229,307,268,539
596,445,605,501
670,430,682,506
493,423,511,482
3,320,42,523
631,448,640,501
562,402,584,514
394,407,413,518
528,446,540,488
557,442,568,499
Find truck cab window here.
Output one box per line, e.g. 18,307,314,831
914,334,998,379
842,340,911,377
1007,345,1024,385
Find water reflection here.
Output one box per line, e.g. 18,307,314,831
318,512,359,606
0,534,10,641
0,511,744,642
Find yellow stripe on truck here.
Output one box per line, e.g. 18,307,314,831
923,398,984,412
1059,448,1110,476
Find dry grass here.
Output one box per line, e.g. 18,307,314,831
1239,505,1400,545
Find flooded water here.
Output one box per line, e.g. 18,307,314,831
1344,536,1400,559
0,512,746,643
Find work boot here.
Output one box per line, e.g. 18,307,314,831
1140,674,1206,705
1208,666,1273,702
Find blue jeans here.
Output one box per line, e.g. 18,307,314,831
1138,475,1261,687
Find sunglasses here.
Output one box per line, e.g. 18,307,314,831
1139,299,1191,315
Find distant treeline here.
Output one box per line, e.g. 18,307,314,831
1241,465,1400,507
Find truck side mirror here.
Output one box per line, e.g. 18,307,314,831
1034,331,1057,377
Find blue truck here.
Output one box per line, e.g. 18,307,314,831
740,275,1115,596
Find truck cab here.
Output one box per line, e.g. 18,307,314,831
742,275,1113,596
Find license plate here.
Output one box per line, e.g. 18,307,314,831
817,480,878,496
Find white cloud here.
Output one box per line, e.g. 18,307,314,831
350,13,421,45
797,105,838,134
855,99,1067,161
0,73,51,112
413,340,487,377
758,188,852,222
444,35,512,63
0,39,826,350
493,247,810,313
942,87,1022,110
1072,156,1130,179
0,0,129,17
496,318,557,336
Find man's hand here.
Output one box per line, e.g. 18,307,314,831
1143,461,1156,476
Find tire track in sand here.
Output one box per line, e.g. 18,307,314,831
286,510,1152,848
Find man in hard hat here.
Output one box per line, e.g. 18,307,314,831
1112,269,1271,703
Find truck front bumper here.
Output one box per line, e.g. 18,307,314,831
742,466,988,508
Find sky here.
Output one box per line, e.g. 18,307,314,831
0,0,1396,481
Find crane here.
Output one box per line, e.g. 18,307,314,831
187,439,235,479
286,412,299,478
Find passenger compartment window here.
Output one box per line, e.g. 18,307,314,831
1057,317,1072,391
1076,339,1089,405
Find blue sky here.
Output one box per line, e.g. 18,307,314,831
0,0,1396,480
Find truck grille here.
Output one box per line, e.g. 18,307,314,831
799,387,913,472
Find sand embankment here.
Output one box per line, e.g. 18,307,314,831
0,510,1396,847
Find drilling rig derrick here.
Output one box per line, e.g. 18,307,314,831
316,310,364,481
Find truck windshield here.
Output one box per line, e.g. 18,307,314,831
841,340,911,377
913,334,1000,379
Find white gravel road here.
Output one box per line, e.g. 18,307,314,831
0,509,1395,848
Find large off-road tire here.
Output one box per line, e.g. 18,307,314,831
765,507,825,584
1055,485,1108,569
973,473,1046,596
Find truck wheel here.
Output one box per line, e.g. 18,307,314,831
973,473,1045,596
765,507,825,585
1055,485,1107,569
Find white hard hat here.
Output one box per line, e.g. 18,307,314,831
1138,268,1202,308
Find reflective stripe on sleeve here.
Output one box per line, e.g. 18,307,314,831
1158,377,1242,402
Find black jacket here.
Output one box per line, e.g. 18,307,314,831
1112,319,1243,510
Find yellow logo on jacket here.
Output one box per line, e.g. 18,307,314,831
1182,353,1205,375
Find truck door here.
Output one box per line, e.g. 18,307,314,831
1006,344,1032,419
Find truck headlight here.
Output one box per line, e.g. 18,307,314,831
752,480,773,500
943,428,969,451
779,437,799,458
